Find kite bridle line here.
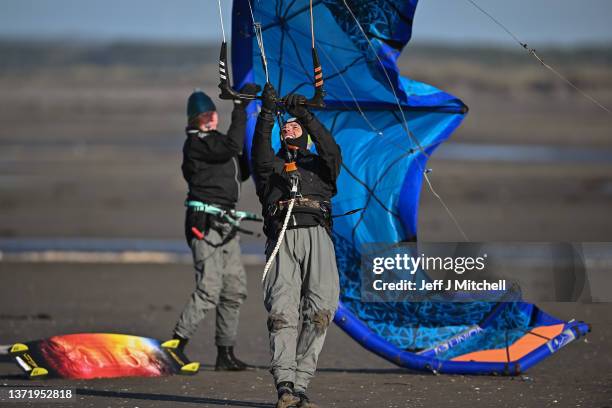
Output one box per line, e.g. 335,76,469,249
464,0,610,115
217,0,325,109
246,0,270,83
341,0,470,241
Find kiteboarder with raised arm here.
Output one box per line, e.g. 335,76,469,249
168,84,258,371
252,83,342,408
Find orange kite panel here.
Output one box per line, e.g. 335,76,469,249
451,324,564,363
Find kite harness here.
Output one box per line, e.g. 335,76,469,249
186,201,262,248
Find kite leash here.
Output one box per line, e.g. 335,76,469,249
262,174,299,283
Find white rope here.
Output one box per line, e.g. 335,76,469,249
262,174,299,283
246,0,257,25
254,23,270,83
309,0,315,49
217,0,226,43
262,198,295,283
246,0,270,83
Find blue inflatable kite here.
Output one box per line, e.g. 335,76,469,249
230,0,590,375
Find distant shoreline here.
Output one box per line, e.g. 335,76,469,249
1,38,611,69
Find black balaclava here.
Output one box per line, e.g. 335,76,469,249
283,118,308,151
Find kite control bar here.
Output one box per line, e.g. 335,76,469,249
218,42,254,101
218,42,325,109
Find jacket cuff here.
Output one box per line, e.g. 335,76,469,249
232,101,247,112
259,109,276,122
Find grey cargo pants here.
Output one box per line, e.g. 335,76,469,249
263,225,340,393
174,228,247,346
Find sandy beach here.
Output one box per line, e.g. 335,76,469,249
1,42,611,407
0,262,610,408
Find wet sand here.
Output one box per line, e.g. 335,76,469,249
0,262,611,408
1,145,611,243
1,44,612,407
1,75,611,243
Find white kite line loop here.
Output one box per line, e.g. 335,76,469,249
261,198,294,283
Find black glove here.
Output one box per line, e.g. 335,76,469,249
285,93,309,119
234,83,261,107
240,83,261,97
261,82,277,113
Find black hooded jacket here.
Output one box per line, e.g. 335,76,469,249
251,109,342,238
182,105,250,208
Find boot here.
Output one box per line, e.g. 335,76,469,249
214,346,249,371
295,391,318,408
162,333,188,353
276,382,301,408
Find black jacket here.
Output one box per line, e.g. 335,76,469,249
182,105,250,208
251,109,342,238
